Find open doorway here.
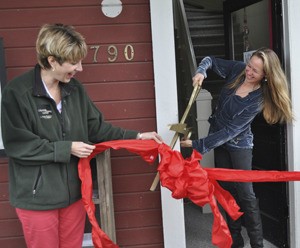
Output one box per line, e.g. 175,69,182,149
181,0,288,247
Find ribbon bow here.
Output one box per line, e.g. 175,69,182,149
78,139,300,248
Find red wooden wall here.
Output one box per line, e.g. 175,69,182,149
0,0,164,247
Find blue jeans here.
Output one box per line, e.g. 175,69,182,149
214,146,256,202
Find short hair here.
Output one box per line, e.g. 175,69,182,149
36,23,87,69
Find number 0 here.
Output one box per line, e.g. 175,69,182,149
124,44,134,61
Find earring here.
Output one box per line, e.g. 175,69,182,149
262,77,267,83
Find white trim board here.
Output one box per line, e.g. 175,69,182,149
283,0,300,247
150,0,186,247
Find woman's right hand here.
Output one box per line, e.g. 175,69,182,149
71,142,96,158
180,138,193,148
138,131,163,144
192,73,205,87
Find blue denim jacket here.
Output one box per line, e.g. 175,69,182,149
192,56,263,154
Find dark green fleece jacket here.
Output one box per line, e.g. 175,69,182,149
1,64,138,210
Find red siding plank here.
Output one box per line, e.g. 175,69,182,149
108,118,157,132
85,81,155,102
0,0,149,10
0,5,150,29
0,0,98,8
0,28,38,49
0,158,9,165
0,237,26,248
0,183,9,201
122,244,164,248
80,24,152,44
0,219,24,237
115,209,162,229
78,63,154,82
94,100,156,120
111,157,157,175
109,149,157,160
112,174,158,194
1,24,151,49
0,202,17,219
116,226,163,246
6,63,154,84
0,164,8,183
114,192,161,212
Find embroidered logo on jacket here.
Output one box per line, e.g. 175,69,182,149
37,105,52,119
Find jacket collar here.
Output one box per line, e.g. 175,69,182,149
33,64,75,98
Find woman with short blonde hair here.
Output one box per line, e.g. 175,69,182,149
2,23,162,248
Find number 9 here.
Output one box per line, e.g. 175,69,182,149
107,45,118,62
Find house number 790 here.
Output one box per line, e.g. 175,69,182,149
90,44,135,63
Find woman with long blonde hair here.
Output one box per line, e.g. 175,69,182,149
181,48,292,248
229,48,292,124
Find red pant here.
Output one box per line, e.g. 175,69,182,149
16,200,86,248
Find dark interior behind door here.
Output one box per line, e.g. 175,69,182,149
224,0,288,247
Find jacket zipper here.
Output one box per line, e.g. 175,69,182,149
60,99,71,205
33,167,42,197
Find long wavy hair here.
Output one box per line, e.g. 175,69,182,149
229,48,293,124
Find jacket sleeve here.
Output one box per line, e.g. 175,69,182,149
85,94,138,143
1,86,72,165
192,104,260,154
196,56,246,81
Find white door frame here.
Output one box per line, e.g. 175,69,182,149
283,0,300,247
150,0,186,247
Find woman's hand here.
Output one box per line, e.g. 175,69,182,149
138,131,163,144
192,73,205,87
71,142,96,158
180,138,193,148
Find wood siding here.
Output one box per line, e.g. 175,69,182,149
0,0,163,247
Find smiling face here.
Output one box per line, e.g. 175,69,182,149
245,55,265,84
48,56,83,83
56,61,83,83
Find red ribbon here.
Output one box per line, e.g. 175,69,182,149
78,140,300,248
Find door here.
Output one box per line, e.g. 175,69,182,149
224,0,288,247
